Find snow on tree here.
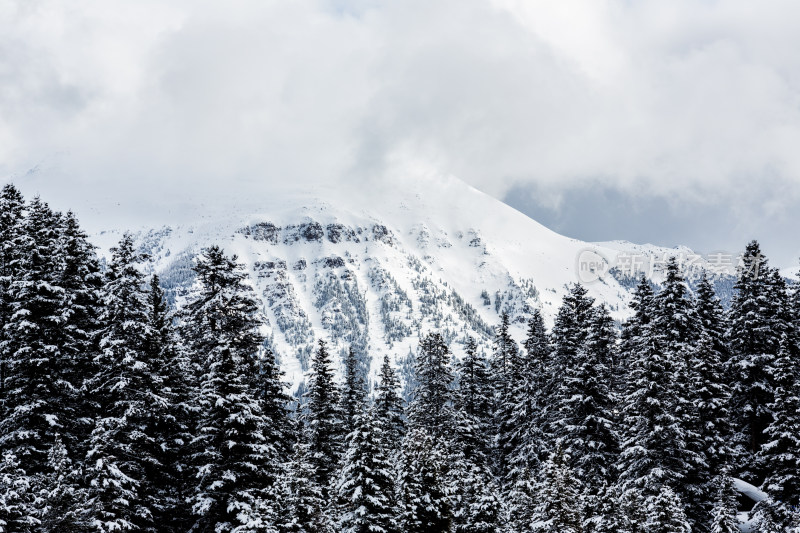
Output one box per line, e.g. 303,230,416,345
727,240,784,481
407,332,455,439
644,485,691,533
302,338,344,497
531,445,584,533
490,312,520,481
0,451,38,533
183,245,279,532
374,353,405,452
556,303,618,495
0,183,25,406
399,428,452,533
0,197,69,476
453,336,493,463
507,311,551,480
280,443,334,533
336,408,398,533
709,472,740,533
339,346,367,438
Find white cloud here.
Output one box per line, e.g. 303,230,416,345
3,0,800,222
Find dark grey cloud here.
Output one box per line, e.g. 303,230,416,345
2,0,800,264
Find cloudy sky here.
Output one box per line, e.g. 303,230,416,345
2,0,800,266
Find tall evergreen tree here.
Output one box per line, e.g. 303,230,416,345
374,354,405,451
644,486,691,533
84,233,154,531
0,451,38,533
303,339,343,496
453,337,493,462
531,446,584,533
259,346,294,463
143,274,194,532
556,303,618,495
727,240,783,481
339,346,367,437
490,312,519,480
336,408,398,533
0,183,25,405
758,333,800,524
281,443,334,533
709,472,740,533
508,311,551,478
407,332,455,439
0,197,68,476
183,245,278,532
650,257,706,526
399,428,452,533
693,273,733,479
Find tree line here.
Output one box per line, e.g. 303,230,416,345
1,183,798,532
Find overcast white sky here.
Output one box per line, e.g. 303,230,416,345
2,0,800,266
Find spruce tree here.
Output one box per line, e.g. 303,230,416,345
336,408,398,533
259,346,294,463
644,486,691,533
39,433,89,532
303,339,343,496
650,257,706,525
143,274,194,532
0,183,25,405
339,346,367,437
399,428,452,533
557,303,618,495
84,234,158,531
531,446,584,533
490,312,519,480
0,451,38,533
508,311,550,479
374,354,405,451
727,240,783,481
758,333,800,523
184,245,277,532
0,196,69,476
693,273,733,479
281,443,334,533
407,332,455,439
453,336,493,462
709,472,740,533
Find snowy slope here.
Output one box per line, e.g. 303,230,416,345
91,175,735,391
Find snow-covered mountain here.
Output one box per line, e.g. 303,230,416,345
91,175,736,392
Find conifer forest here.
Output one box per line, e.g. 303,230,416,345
3,182,800,533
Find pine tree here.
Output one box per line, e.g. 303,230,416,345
650,257,706,526
0,451,38,533
490,312,519,480
644,485,691,533
39,433,89,532
508,311,550,479
407,332,455,439
184,246,278,532
0,196,70,476
336,408,398,533
281,443,334,533
693,273,733,479
727,240,783,481
531,446,584,533
453,336,493,462
557,303,618,494
0,183,25,405
450,458,502,533
709,472,740,533
58,210,104,455
374,354,405,451
758,333,800,522
259,346,294,463
399,428,452,533
84,234,157,531
143,274,194,532
339,346,367,437
506,466,536,533
303,339,343,496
